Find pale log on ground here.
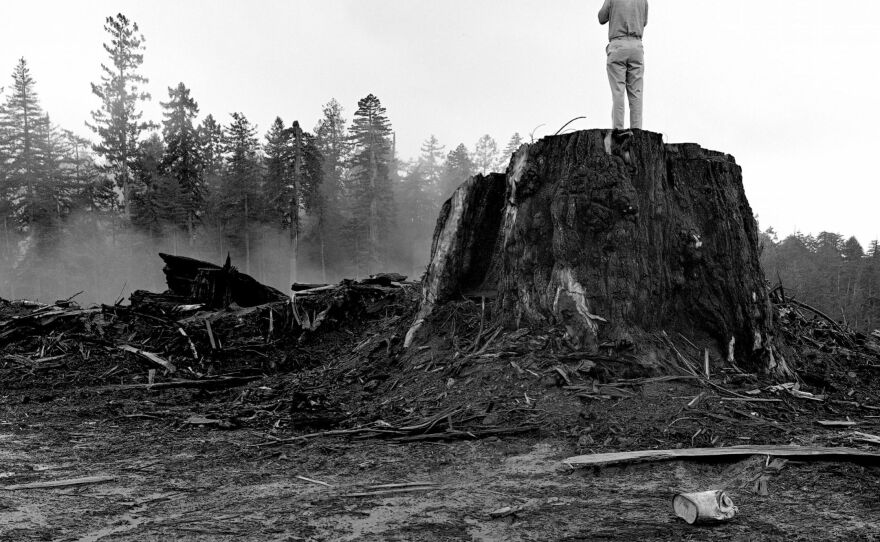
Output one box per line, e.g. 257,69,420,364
562,445,880,468
3,476,116,490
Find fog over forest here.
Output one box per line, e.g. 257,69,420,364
0,14,526,307
1,12,879,332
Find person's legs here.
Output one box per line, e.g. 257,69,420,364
625,42,645,129
606,42,627,130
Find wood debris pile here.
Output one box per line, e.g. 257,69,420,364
0,253,416,396
771,288,880,398
3,251,880,456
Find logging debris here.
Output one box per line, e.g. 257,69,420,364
0,253,415,406
3,248,880,467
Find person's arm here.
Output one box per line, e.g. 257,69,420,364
598,0,611,24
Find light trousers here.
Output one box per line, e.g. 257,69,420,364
606,38,644,130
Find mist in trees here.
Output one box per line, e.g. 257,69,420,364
87,13,153,219
0,13,515,305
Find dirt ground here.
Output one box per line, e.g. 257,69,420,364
2,292,880,540
2,377,879,541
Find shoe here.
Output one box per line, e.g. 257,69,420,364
613,129,633,141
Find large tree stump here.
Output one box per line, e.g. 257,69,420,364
407,129,786,373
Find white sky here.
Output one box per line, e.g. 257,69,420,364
1,1,878,245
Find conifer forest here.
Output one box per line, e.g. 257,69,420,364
0,14,522,305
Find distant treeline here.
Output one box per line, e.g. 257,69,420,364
0,14,523,302
761,230,880,332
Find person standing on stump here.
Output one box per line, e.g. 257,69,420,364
599,0,648,135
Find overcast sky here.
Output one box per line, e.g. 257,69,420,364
1,1,878,245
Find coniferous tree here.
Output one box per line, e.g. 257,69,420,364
287,120,305,283
262,118,323,284
418,135,445,202
473,134,499,175
347,93,395,275
197,114,224,258
394,162,433,275
198,114,224,191
129,133,167,238
0,77,18,298
440,143,475,198
87,13,153,218
262,117,297,284
220,112,260,273
840,236,865,324
17,112,72,297
295,125,325,282
2,58,45,232
62,130,108,212
31,114,70,245
500,132,524,166
0,83,11,274
160,82,202,241
815,231,845,313
263,117,291,228
313,99,348,280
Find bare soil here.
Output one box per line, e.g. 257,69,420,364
2,295,880,540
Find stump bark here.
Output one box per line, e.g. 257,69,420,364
407,129,785,373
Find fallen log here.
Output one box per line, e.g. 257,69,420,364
561,445,880,468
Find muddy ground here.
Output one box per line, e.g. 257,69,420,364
3,379,880,541
2,291,880,541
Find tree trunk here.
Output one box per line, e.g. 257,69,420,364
290,122,303,287
320,228,327,283
407,130,785,374
244,194,251,275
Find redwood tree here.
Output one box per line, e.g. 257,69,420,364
87,13,153,218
